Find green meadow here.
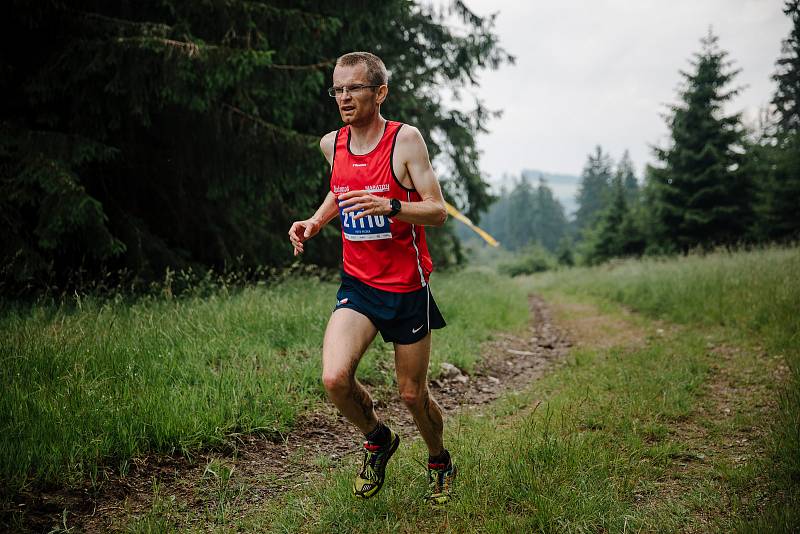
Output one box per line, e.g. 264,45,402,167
205,245,795,533
0,272,528,496
3,246,799,532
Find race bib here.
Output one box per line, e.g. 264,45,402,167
340,207,392,241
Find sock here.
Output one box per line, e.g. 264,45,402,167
364,422,391,447
428,448,450,467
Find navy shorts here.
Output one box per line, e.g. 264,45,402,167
334,272,446,344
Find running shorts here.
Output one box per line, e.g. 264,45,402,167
334,271,446,344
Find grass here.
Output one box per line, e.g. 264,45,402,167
528,245,800,353
232,245,798,532
0,270,528,497
3,245,798,532
237,297,716,532
526,244,800,531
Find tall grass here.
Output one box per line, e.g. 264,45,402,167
528,246,799,354
248,308,713,533
238,246,799,533
0,270,528,495
526,244,800,530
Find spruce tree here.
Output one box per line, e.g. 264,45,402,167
587,173,628,264
574,145,613,232
616,150,640,205
649,29,753,251
0,1,513,293
532,177,569,252
760,0,800,240
479,174,568,252
773,0,800,135
504,175,536,250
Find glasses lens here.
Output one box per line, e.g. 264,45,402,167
329,85,377,98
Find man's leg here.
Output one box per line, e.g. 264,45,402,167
324,307,400,499
395,332,456,505
394,333,444,456
321,307,380,434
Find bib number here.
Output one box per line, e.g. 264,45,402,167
340,207,392,241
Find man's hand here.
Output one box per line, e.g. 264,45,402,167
338,190,392,221
288,218,322,256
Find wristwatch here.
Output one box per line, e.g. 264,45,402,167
388,198,401,217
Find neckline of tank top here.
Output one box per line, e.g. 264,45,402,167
346,119,391,157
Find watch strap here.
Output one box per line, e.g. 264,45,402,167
388,198,401,217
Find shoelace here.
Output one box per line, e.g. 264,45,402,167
360,443,384,480
428,464,449,495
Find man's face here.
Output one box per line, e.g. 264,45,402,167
331,63,386,125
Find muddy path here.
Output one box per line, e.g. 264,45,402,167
9,295,572,532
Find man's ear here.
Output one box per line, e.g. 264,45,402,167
375,84,388,105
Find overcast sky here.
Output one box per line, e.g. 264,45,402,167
449,0,791,184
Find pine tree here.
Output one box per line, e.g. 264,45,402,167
616,150,640,205
759,0,800,240
574,145,613,232
773,0,800,135
478,174,568,252
532,177,569,252
504,175,536,250
649,29,753,251
587,174,628,264
0,1,513,293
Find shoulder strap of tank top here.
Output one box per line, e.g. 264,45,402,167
389,122,415,192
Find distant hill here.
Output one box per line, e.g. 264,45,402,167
489,169,581,218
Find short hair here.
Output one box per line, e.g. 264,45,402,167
336,52,388,86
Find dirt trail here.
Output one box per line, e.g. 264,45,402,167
13,295,572,532
551,297,784,532
634,341,788,532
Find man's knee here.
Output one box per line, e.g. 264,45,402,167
399,384,427,409
322,369,353,397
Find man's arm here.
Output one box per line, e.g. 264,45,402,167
288,131,339,256
338,126,447,227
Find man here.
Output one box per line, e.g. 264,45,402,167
287,51,455,505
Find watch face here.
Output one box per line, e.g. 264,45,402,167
391,199,401,212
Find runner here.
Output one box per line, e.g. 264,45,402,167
288,51,456,505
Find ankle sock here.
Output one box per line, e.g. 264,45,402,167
365,422,391,447
428,448,450,467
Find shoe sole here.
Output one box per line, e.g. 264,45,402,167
353,433,400,499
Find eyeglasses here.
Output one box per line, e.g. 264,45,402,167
327,84,381,98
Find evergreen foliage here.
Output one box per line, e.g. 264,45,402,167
0,1,512,294
574,146,613,232
647,30,753,252
479,174,568,252
556,237,575,267
616,150,640,205
582,171,645,265
758,1,800,241
773,0,800,136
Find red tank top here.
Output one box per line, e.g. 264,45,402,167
330,120,433,292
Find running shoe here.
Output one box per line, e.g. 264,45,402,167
352,429,400,499
425,460,457,506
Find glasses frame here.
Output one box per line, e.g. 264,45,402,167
327,84,382,98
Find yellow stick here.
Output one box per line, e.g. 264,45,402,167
444,201,499,247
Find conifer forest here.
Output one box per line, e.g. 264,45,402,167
2,0,512,294
2,2,799,532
